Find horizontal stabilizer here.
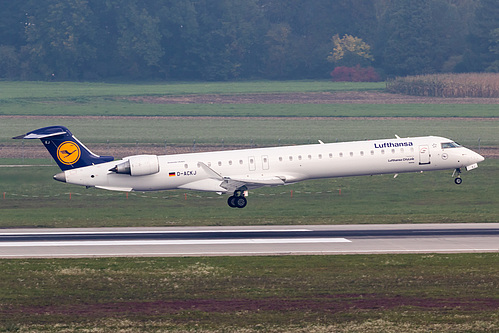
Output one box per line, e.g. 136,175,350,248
13,127,68,140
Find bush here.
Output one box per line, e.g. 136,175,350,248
330,65,381,82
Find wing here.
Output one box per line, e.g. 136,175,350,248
178,162,286,193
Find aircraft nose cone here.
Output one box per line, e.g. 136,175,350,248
53,172,66,183
474,152,485,163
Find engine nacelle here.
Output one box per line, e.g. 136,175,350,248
109,155,160,176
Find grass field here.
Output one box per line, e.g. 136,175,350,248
0,80,385,99
0,255,498,332
1,117,497,148
0,159,497,227
0,80,498,332
2,99,499,117
0,80,498,117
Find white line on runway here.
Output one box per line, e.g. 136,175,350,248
0,238,350,247
0,229,312,236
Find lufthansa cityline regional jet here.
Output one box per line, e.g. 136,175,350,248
14,126,485,208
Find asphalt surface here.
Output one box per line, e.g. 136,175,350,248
1,223,498,257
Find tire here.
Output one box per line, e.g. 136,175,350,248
227,196,237,207
454,177,463,185
235,196,247,208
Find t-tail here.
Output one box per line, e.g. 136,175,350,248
13,126,114,170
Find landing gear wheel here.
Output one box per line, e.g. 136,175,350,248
227,189,248,208
234,196,247,209
454,177,463,185
228,196,237,207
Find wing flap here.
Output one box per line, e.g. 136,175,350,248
221,176,286,193
178,179,227,192
95,186,133,192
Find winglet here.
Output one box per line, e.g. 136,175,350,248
198,162,223,180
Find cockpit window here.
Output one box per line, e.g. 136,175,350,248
441,142,461,149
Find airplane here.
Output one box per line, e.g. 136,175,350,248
14,126,485,208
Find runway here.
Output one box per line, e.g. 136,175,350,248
1,223,498,258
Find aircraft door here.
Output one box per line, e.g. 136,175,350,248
419,145,431,165
262,155,269,170
248,156,256,171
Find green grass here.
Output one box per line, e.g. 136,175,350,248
0,80,497,117
0,80,498,332
1,99,499,117
2,117,496,147
0,254,498,331
0,80,384,99
0,160,497,228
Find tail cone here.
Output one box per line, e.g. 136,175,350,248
53,172,66,183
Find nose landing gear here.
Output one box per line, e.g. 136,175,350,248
453,168,462,184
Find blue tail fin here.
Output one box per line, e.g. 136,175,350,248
13,126,114,171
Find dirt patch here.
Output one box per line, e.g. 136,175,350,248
126,91,499,104
6,295,499,318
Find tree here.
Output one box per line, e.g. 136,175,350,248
328,34,374,67
487,28,499,71
24,0,97,79
378,0,434,76
0,46,20,78
465,0,499,72
194,0,267,80
105,0,164,78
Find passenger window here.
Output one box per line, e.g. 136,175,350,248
349,152,353,157
279,157,283,162
339,152,343,157
229,160,232,165
289,156,293,161
329,153,333,158
318,154,322,159
298,155,302,160
218,161,222,166
308,155,312,160
371,150,374,155
360,151,364,156
239,160,243,164
391,149,395,154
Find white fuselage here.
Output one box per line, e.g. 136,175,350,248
59,136,484,193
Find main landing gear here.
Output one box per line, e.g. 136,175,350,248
453,168,463,185
227,189,247,208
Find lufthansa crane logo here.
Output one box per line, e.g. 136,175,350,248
57,141,81,165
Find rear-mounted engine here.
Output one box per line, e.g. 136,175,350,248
109,155,160,176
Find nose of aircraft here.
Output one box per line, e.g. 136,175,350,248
474,151,485,163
